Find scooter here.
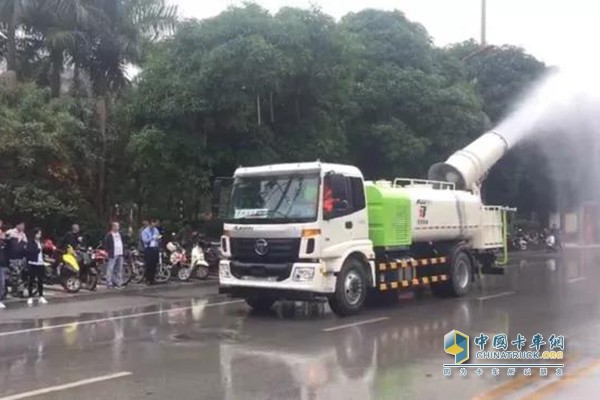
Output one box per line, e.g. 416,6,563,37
545,234,559,253
43,241,83,293
176,241,210,281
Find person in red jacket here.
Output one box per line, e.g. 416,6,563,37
323,185,334,215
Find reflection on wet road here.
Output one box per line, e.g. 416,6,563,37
1,250,600,399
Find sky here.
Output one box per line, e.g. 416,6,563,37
169,0,600,68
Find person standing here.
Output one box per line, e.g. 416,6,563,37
26,228,47,305
60,224,82,250
6,222,28,298
142,219,161,285
104,222,125,288
0,220,7,309
138,220,149,252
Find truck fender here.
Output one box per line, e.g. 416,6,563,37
328,248,374,288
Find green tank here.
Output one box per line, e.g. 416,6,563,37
365,182,412,248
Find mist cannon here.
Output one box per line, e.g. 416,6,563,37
428,130,509,191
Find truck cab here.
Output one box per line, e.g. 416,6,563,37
219,162,375,315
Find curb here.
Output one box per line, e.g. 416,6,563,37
2,278,219,306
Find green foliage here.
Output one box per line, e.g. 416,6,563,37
0,2,557,230
0,84,83,230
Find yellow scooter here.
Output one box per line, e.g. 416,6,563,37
44,241,82,293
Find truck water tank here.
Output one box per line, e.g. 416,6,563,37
365,182,483,248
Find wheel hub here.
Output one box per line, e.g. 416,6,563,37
344,271,363,305
456,258,470,289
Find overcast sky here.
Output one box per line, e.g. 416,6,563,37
169,0,600,68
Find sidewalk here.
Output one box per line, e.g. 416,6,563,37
1,277,219,306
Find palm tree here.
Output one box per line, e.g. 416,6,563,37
83,0,177,215
0,0,30,74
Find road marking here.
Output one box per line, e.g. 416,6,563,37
0,299,244,338
0,371,132,400
323,317,389,332
568,276,587,284
522,359,600,400
471,354,580,400
472,374,539,400
477,291,516,301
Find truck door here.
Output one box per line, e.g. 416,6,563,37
321,173,363,255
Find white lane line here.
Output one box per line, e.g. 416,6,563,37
477,291,516,301
323,317,390,332
0,299,244,338
0,371,132,400
568,276,587,284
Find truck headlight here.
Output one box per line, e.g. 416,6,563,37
293,267,315,282
220,262,231,279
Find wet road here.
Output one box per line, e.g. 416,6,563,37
1,250,600,400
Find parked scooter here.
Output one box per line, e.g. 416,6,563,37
176,240,210,282
545,234,559,253
43,241,83,293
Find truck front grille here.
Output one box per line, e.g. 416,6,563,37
230,238,301,263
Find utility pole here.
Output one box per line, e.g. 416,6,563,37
481,0,487,47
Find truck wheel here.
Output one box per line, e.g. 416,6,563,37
329,258,367,316
431,250,472,298
245,296,276,313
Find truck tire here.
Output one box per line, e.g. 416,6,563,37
431,249,472,298
245,296,276,313
329,258,368,316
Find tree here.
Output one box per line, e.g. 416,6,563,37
0,83,85,232
341,10,488,179
78,0,177,216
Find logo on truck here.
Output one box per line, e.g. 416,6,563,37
254,239,269,256
417,199,430,225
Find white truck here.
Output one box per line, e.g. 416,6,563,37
219,131,513,315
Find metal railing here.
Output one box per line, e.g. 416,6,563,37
393,178,456,190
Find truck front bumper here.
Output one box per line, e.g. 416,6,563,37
219,259,336,298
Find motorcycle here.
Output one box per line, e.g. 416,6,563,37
204,241,222,270
166,240,192,282
43,241,83,293
156,250,172,283
509,235,528,251
128,249,171,284
78,246,99,291
129,247,146,284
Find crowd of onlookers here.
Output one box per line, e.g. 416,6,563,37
0,217,166,310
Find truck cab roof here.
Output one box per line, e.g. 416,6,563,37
234,161,363,178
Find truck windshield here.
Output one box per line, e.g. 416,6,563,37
226,173,320,223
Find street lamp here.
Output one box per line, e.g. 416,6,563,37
481,0,487,47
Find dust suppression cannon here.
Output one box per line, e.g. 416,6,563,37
428,131,509,192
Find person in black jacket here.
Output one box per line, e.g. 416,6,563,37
26,228,47,305
59,224,81,250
